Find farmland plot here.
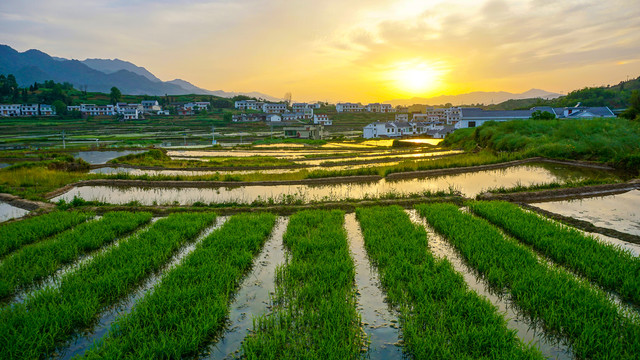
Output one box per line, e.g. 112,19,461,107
0,212,216,360
356,206,543,359
416,203,640,359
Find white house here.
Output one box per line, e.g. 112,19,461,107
80,104,116,116
141,100,161,113
235,99,263,111
122,108,140,120
39,104,56,116
313,114,332,126
20,104,39,116
336,102,364,113
395,113,408,121
67,105,81,113
455,108,535,129
266,114,282,122
0,104,21,116
262,103,287,114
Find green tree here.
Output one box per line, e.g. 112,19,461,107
530,110,555,120
52,100,67,115
622,90,640,121
223,112,232,123
110,87,122,104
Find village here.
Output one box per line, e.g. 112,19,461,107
0,97,620,142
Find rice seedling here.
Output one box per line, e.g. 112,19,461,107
0,212,216,360
0,211,152,302
415,203,640,359
0,210,93,258
241,210,363,359
469,201,640,305
79,212,276,359
356,206,543,359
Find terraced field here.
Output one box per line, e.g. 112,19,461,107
0,204,638,359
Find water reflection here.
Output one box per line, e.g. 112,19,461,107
56,163,617,205
74,150,145,165
534,190,640,237
0,202,29,222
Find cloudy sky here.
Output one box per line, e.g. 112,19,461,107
1,0,639,102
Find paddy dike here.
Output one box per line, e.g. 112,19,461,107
0,193,54,211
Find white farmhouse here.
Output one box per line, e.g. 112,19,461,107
141,100,162,113
20,104,39,116
336,103,364,113
39,104,56,116
262,103,287,114
313,114,332,126
0,104,21,116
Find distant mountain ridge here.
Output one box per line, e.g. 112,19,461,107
0,44,279,100
386,89,562,106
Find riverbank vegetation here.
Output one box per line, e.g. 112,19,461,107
443,118,640,173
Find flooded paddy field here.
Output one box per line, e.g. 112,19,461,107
56,162,619,205
2,205,639,359
73,150,145,165
534,190,640,237
0,201,29,222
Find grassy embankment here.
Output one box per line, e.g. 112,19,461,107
356,206,543,359
109,149,296,168
416,203,640,359
0,212,216,359
81,213,276,359
443,118,640,174
241,210,363,358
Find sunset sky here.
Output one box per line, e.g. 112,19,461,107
1,0,639,102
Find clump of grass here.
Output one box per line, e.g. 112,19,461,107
356,206,543,359
483,178,622,195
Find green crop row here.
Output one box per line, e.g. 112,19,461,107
0,212,216,359
356,206,543,359
81,212,276,358
415,203,640,359
469,201,640,305
241,210,363,359
0,211,152,302
0,210,93,258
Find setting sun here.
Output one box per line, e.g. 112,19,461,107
385,61,446,96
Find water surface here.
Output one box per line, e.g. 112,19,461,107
534,190,640,236
0,202,29,222
56,163,618,205
74,150,145,164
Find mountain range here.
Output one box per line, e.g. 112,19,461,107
386,89,562,107
0,45,279,100
1,44,563,105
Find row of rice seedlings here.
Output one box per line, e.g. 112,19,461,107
57,216,228,360
241,210,364,359
415,203,640,359
80,212,277,359
0,211,153,302
0,212,216,360
0,210,93,259
469,201,640,306
355,206,543,359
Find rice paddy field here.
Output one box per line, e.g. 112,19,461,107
1,200,639,359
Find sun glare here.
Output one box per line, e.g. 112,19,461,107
386,61,445,96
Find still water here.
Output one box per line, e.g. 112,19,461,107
74,150,145,164
534,190,640,237
0,202,29,222
55,163,616,205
